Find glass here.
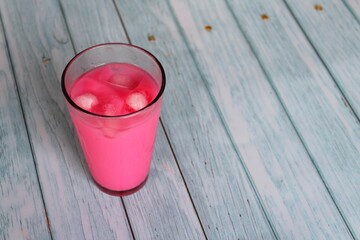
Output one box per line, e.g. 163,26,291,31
62,43,166,196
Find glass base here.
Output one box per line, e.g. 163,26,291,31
93,175,149,197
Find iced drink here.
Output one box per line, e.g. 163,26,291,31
62,43,165,196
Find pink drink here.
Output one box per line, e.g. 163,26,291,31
62,43,165,196
63,43,165,195
68,63,161,192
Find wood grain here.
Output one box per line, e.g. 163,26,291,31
59,0,206,238
58,0,128,49
166,0,353,238
226,0,360,237
0,0,133,239
0,17,51,240
344,0,360,22
115,0,277,239
284,0,360,119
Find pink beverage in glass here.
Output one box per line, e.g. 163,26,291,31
61,43,166,196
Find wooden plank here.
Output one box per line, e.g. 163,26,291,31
283,0,360,119
0,18,51,240
344,0,360,21
0,0,133,239
58,0,127,49
58,0,206,239
165,0,354,238
226,0,360,238
114,0,277,239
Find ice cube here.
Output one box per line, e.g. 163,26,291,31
102,127,117,138
106,74,140,90
101,118,118,137
126,92,148,112
74,93,98,110
101,102,123,137
101,97,124,116
100,65,140,90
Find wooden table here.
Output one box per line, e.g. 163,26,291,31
1,0,360,239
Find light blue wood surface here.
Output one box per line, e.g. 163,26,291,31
285,0,360,118
345,0,360,23
0,17,51,240
167,0,354,238
280,0,360,236
225,0,360,237
1,0,360,239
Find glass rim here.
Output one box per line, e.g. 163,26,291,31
61,42,166,118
